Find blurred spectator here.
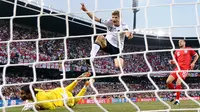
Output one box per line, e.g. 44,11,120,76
0,19,200,100
1,73,200,100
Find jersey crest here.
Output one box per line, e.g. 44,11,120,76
177,52,180,57
184,50,188,54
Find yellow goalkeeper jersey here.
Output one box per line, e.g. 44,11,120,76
35,88,74,110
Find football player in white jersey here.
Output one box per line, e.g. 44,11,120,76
81,3,133,68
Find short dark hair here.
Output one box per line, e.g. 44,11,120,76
21,85,31,94
112,10,120,17
179,39,185,42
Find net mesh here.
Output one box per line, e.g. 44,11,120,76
0,0,200,112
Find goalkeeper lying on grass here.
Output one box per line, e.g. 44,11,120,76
20,72,93,111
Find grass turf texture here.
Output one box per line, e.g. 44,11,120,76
2,100,200,112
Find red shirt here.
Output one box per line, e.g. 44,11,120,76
174,47,196,69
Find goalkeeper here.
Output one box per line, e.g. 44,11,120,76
20,72,93,110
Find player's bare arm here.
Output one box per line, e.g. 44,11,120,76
190,53,199,69
81,3,101,22
125,31,133,39
121,29,133,40
169,52,177,65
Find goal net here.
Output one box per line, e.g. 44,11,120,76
0,0,200,112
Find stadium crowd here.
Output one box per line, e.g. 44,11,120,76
0,19,200,101
1,20,200,74
1,73,200,100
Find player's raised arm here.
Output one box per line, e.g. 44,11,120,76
190,53,198,69
123,25,133,39
125,31,133,39
81,3,100,22
169,52,177,65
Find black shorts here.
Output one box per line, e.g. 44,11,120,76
101,39,120,59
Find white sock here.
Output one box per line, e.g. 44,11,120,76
173,93,177,96
83,85,87,89
90,44,100,61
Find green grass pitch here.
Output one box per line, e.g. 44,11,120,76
3,100,200,112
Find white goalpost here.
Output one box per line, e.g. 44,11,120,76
0,0,200,112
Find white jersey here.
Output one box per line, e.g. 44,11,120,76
100,19,129,50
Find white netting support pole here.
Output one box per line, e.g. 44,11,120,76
143,1,171,111
67,0,70,13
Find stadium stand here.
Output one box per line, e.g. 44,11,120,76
0,0,200,108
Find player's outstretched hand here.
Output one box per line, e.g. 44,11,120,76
190,63,195,70
126,32,133,39
129,33,133,39
81,3,87,12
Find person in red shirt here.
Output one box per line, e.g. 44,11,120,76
166,39,199,105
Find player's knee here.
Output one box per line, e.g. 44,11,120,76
96,35,104,42
166,80,170,84
95,35,106,48
114,58,124,68
166,79,172,84
166,75,175,84
95,36,103,45
176,79,182,85
95,39,101,46
96,35,105,40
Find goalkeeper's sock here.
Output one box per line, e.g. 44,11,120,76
90,44,100,61
167,83,174,89
175,85,182,100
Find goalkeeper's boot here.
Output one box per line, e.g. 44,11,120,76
173,100,180,105
170,93,176,102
